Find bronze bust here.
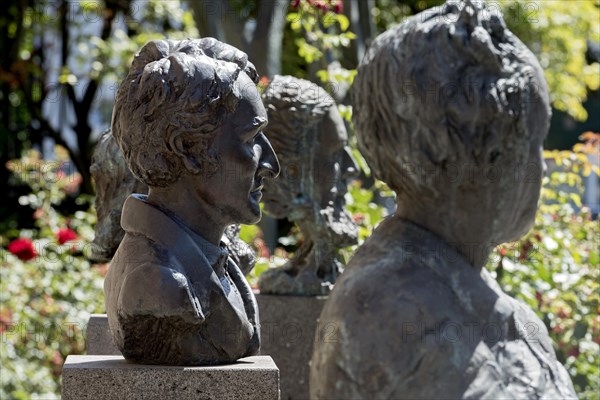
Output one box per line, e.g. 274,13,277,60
104,38,280,365
90,130,256,273
311,1,576,398
257,75,358,296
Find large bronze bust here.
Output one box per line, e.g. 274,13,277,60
258,75,358,296
104,38,280,365
311,1,576,398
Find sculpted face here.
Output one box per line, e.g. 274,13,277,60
191,73,280,226
257,76,358,295
499,95,549,243
262,105,358,222
315,106,359,211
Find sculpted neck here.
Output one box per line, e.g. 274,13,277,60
394,196,497,271
146,184,226,245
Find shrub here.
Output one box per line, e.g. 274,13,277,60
487,133,600,398
1,147,105,399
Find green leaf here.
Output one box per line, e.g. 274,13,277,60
335,14,350,31
569,193,582,208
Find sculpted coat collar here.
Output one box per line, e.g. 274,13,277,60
123,194,225,257
115,194,260,363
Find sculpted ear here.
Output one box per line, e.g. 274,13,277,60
168,132,202,174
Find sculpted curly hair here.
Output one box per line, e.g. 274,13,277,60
353,0,551,199
111,38,258,187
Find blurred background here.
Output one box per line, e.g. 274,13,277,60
0,1,598,398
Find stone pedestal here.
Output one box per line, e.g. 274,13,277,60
86,314,120,355
255,293,327,400
62,355,280,400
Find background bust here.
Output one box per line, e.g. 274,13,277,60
311,1,576,398
104,38,279,365
257,75,358,296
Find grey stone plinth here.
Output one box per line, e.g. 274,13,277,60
86,314,120,355
255,293,327,400
61,355,280,400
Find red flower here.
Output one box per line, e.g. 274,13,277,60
332,0,343,14
254,238,271,259
259,76,270,87
57,228,78,244
567,346,580,358
498,247,507,257
62,173,83,194
33,208,45,220
291,0,301,10
7,238,37,261
352,213,366,224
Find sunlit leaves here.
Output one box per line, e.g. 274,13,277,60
499,0,600,121
488,137,600,399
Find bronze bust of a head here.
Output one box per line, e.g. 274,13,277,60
311,1,576,398
258,75,358,296
104,38,279,365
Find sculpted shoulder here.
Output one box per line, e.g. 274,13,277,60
332,223,463,321
105,234,203,323
313,242,472,398
312,219,503,398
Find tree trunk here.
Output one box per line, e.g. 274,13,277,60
249,0,289,78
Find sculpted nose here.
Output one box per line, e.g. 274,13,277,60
257,133,280,179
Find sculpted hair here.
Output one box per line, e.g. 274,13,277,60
112,38,259,187
353,0,551,197
261,75,335,218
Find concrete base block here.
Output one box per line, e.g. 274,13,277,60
255,293,327,400
62,355,280,400
86,314,120,355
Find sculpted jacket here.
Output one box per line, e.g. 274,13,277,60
104,194,260,365
311,217,576,399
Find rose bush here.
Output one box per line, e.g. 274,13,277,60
1,147,105,399
486,133,600,399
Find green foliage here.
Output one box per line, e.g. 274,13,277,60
0,0,200,195
74,0,198,88
1,147,105,399
286,1,357,91
337,179,393,264
241,222,292,288
500,0,599,121
372,0,444,30
486,135,600,398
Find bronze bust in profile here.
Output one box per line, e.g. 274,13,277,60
104,38,279,365
257,75,358,296
90,130,257,274
311,1,576,398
